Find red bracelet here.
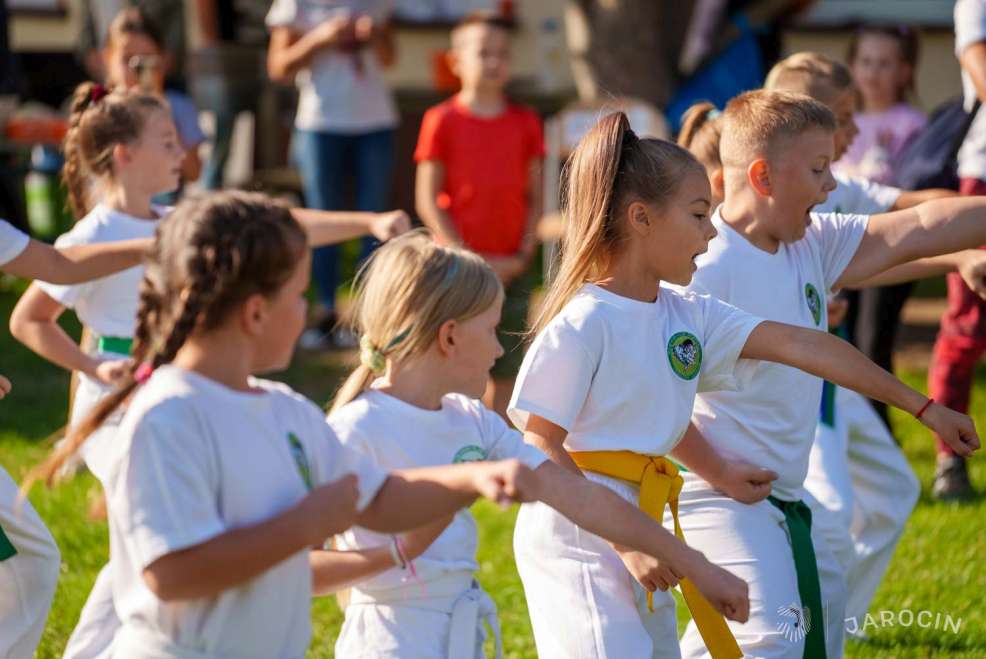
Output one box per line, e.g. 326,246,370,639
915,398,934,420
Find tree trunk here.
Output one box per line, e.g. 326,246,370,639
565,0,694,110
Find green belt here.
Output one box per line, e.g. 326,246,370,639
97,336,133,356
767,496,827,659
0,523,17,562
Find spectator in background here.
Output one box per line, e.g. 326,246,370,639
78,0,187,90
266,0,399,351
193,0,269,190
836,25,926,184
100,8,205,199
928,0,986,500
414,12,544,419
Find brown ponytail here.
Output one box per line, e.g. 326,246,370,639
529,112,704,337
23,191,308,489
62,82,166,219
677,102,723,171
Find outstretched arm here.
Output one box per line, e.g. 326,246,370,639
3,238,150,284
835,197,986,290
290,208,410,247
741,321,980,456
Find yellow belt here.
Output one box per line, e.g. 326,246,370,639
569,450,742,659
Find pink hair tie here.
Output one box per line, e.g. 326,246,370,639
134,362,154,384
90,83,109,104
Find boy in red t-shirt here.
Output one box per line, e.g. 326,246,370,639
415,11,544,419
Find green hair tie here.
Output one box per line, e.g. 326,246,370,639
359,326,413,375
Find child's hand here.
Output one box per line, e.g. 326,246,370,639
0,374,11,400
93,358,133,386
919,403,980,457
400,514,453,560
370,210,411,242
298,474,361,545
471,459,539,508
353,14,378,43
687,555,750,622
616,546,683,592
707,459,777,504
958,250,986,299
826,297,849,330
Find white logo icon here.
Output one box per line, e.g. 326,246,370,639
777,603,812,643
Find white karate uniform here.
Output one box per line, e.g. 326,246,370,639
330,389,548,659
675,208,870,659
509,283,763,659
104,366,388,658
805,387,919,630
0,221,61,659
38,204,166,659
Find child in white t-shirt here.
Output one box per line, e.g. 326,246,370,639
673,89,983,659
315,230,749,658
0,220,149,659
23,192,536,659
510,112,973,659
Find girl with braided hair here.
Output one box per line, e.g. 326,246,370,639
10,81,410,658
23,191,535,659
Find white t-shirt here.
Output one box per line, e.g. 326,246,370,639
956,0,986,180
0,220,29,266
509,284,762,457
106,366,388,659
331,389,547,593
815,172,901,215
266,0,398,133
38,204,167,339
682,209,869,500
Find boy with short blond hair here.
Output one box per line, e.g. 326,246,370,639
414,11,544,420
670,87,986,659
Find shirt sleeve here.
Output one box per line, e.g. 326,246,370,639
414,107,446,163
813,212,870,292
956,0,986,56
316,421,389,512
0,220,29,266
110,403,225,570
265,0,299,29
508,318,597,432
481,405,549,469
694,294,764,393
35,222,100,309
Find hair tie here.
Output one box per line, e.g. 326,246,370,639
90,83,109,104
706,108,721,120
134,362,154,384
359,335,387,375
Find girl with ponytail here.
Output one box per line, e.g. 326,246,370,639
24,192,536,659
320,230,747,658
677,101,725,207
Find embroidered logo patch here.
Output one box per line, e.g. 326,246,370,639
452,445,488,464
667,332,702,380
287,432,313,491
805,283,822,326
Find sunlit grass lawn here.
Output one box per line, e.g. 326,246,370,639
1,287,984,658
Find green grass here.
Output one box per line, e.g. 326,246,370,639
1,285,984,658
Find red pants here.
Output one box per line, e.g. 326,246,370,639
928,177,986,456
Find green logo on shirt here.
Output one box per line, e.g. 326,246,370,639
287,432,313,491
452,445,488,463
667,332,703,380
805,283,822,326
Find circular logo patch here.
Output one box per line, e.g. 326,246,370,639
667,332,703,380
804,283,822,326
452,445,488,464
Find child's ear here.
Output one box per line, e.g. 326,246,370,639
112,143,132,168
241,293,269,336
710,167,725,202
747,159,772,197
437,318,457,356
626,201,651,235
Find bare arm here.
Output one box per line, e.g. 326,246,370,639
267,20,350,83
415,160,463,246
290,208,410,247
523,414,582,475
741,321,980,456
669,424,776,504
9,285,104,379
891,188,957,210
835,197,986,290
3,238,150,284
521,158,544,261
848,249,985,291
